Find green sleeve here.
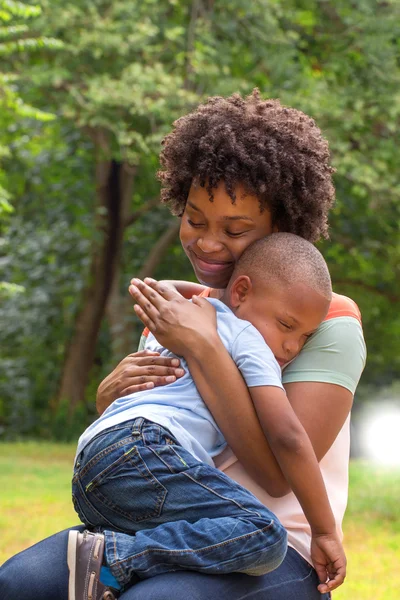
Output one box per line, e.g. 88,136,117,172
282,317,367,394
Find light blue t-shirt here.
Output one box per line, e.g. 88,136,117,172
76,299,283,466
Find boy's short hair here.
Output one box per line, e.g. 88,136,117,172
158,89,335,243
232,233,332,302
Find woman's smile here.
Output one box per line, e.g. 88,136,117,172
189,250,234,273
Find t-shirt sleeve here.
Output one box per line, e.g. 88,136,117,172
231,325,284,389
282,316,366,394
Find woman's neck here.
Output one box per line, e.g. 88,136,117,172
209,288,225,300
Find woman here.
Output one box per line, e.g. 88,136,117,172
0,91,366,600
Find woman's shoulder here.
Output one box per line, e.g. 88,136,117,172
325,292,362,324
283,292,367,393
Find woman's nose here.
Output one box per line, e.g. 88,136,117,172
197,235,224,253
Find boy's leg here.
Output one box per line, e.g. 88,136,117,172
72,418,287,589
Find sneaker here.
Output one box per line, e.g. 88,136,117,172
67,530,119,600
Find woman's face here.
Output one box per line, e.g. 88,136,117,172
180,181,275,289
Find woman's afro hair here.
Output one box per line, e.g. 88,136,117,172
158,89,335,242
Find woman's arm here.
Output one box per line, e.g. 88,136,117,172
96,351,185,415
282,315,366,460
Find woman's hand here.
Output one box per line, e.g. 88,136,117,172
96,350,185,415
128,278,218,357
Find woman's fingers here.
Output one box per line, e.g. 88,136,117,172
119,374,184,396
122,362,185,379
131,355,181,368
117,357,185,398
127,350,161,358
96,351,184,413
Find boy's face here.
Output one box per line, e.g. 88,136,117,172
229,278,330,367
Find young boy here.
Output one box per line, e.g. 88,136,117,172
68,233,345,600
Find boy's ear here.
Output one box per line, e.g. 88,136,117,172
229,275,253,308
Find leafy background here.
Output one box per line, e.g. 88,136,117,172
1,0,399,439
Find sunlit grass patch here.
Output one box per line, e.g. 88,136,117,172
335,461,400,600
0,441,78,563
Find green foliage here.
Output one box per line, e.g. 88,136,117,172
0,0,61,196
1,0,399,437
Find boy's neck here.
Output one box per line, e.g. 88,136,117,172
218,288,237,314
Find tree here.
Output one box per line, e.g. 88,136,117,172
2,0,399,436
0,0,61,301
15,0,307,410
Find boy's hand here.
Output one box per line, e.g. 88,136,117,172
129,278,218,357
311,532,346,593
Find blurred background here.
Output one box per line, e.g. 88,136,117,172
0,1,399,596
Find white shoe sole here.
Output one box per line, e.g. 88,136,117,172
67,529,79,600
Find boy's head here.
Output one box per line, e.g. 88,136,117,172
158,89,335,243
223,233,332,366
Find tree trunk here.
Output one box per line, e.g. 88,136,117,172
106,219,180,361
57,145,136,413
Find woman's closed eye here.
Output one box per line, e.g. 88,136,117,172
225,230,250,237
187,219,204,228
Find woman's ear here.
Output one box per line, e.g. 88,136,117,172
229,275,252,308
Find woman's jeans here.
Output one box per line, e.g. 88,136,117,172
0,530,331,600
72,418,287,586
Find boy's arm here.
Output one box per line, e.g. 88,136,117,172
249,385,346,593
184,348,287,496
249,385,336,533
186,352,346,592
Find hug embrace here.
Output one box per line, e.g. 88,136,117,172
0,90,366,600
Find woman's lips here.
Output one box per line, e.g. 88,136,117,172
191,252,233,274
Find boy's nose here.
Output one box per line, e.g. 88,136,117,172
283,339,300,358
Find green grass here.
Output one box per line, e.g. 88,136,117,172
0,442,78,562
336,461,400,600
0,443,399,598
